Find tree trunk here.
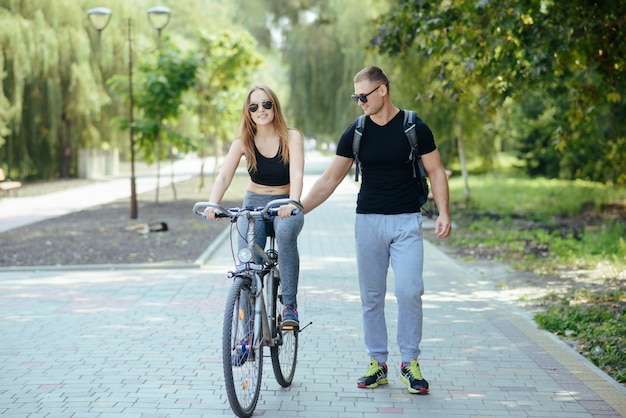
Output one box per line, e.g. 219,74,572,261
60,112,72,178
198,148,206,193
169,153,177,201
456,118,470,202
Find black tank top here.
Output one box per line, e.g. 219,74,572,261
248,145,290,186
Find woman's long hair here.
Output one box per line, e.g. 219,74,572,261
239,85,291,173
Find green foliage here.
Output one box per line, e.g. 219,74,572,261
501,93,563,178
535,295,626,384
370,1,626,185
448,173,626,269
193,30,264,157
450,175,620,217
287,22,345,141
4,0,623,187
0,0,265,181
0,0,105,178
246,0,394,143
131,42,199,163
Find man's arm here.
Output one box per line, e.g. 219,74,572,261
421,149,452,238
301,155,353,214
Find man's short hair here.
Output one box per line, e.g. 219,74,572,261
353,66,390,92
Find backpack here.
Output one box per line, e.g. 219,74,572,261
352,110,430,207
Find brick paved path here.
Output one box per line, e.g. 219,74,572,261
1,175,624,417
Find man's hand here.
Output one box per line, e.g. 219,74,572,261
277,202,299,219
434,214,452,239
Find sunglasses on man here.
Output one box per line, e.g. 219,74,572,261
351,85,382,104
248,100,273,113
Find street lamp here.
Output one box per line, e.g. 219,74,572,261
147,7,171,40
87,6,172,220
86,7,112,37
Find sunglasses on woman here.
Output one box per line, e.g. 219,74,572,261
248,100,273,113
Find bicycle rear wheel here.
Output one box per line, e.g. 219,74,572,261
270,271,298,386
223,276,262,418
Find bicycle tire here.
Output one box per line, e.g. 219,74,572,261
223,276,262,418
270,270,298,386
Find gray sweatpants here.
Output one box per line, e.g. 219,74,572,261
355,212,424,365
238,192,304,308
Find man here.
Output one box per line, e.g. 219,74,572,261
301,66,452,394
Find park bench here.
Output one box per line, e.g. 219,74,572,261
0,168,22,196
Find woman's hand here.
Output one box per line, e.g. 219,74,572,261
204,207,220,221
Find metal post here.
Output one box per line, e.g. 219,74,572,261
128,18,138,219
88,6,170,220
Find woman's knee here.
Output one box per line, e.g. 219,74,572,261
276,217,303,239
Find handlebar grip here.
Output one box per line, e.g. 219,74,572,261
192,202,231,219
196,211,230,219
268,208,299,217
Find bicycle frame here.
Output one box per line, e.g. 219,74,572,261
233,209,279,350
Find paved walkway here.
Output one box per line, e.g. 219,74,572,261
0,155,210,234
0,164,625,416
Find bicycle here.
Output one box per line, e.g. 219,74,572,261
193,197,306,417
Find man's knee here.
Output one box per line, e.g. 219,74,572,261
396,284,424,302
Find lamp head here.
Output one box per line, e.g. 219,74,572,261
87,7,112,32
147,6,171,31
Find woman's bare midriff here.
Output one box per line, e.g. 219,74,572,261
248,181,290,196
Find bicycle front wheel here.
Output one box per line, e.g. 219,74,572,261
270,272,298,387
223,276,262,418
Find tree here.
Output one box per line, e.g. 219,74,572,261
370,0,626,184
0,0,106,179
286,22,345,141
193,30,264,190
108,40,199,202
0,0,249,182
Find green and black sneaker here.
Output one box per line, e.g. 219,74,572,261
400,359,429,394
357,360,388,389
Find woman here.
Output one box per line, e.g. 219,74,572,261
205,85,305,326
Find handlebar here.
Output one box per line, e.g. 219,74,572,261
192,198,303,220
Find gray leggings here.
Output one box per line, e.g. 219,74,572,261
355,212,424,365
238,192,304,308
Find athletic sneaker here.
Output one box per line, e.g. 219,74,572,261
282,305,299,326
357,360,388,388
400,359,429,394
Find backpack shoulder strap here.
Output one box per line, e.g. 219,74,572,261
404,110,430,209
352,115,366,181
403,109,424,179
403,109,418,154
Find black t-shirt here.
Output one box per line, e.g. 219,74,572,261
336,110,436,214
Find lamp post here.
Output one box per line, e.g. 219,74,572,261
87,6,171,220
